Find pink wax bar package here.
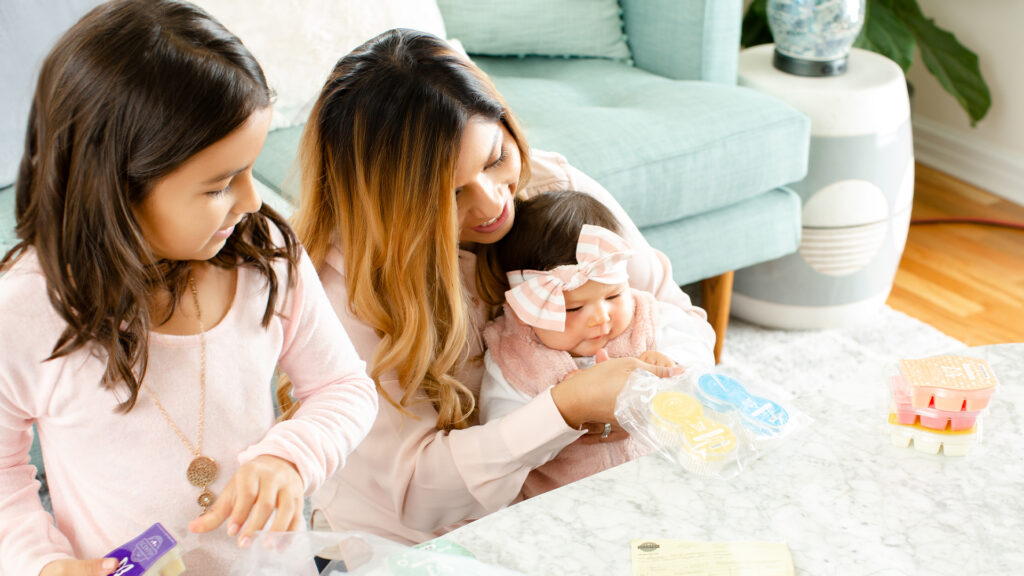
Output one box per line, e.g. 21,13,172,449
104,523,184,576
890,375,981,431
898,355,997,411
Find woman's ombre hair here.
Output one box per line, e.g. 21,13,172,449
1,0,299,411
294,29,531,430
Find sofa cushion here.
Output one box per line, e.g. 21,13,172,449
437,0,630,61
197,0,450,130
644,187,801,285
253,124,304,202
474,56,809,230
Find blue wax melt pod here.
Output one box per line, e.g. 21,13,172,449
696,373,789,436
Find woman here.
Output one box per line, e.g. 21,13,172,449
293,28,716,544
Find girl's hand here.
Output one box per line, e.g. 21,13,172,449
550,355,672,430
187,454,304,547
39,558,117,576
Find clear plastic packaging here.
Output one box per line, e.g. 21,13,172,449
887,413,982,456
615,369,810,479
886,354,998,456
170,530,524,575
890,375,981,431
898,355,997,411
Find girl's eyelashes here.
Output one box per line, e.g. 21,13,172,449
206,182,231,197
606,293,621,301
566,306,582,313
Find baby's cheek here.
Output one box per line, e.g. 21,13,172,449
619,298,636,327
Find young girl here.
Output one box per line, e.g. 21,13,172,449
0,2,377,575
479,191,716,496
294,28,714,544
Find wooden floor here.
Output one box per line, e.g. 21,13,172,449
886,164,1024,345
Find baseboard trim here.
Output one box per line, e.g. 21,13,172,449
912,117,1024,206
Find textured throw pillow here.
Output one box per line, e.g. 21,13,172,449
437,0,630,60
196,0,449,130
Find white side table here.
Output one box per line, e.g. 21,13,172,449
731,44,914,329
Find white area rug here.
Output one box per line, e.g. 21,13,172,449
717,305,964,408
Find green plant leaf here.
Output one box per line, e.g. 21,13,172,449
854,0,915,72
892,0,991,125
741,0,773,48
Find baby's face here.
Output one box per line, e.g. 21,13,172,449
532,281,634,357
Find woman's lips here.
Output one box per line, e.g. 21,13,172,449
472,201,509,234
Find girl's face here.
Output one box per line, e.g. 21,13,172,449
454,116,522,246
134,108,271,261
531,281,635,358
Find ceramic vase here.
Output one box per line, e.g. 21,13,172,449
768,0,866,76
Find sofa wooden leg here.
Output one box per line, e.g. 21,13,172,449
701,270,734,364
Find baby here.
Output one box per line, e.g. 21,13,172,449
479,190,715,497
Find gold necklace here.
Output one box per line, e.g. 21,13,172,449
142,273,218,514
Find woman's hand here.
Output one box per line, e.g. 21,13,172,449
578,421,631,445
550,353,672,430
187,454,304,547
39,558,117,576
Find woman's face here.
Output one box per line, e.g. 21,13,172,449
454,116,522,246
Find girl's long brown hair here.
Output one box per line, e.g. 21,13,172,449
294,29,531,430
0,0,299,411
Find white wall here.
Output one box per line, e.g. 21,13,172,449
908,0,1024,205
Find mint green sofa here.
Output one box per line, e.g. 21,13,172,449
250,0,810,359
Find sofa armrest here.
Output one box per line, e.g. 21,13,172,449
620,0,741,84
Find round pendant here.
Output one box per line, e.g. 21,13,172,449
186,456,218,487
198,489,216,511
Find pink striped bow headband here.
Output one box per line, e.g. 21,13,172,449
505,224,633,331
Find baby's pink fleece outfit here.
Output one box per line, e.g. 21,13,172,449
483,291,657,497
0,246,378,576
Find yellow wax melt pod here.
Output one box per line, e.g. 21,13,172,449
650,391,737,461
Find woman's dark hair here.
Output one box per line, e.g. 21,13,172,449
0,0,299,411
496,190,622,274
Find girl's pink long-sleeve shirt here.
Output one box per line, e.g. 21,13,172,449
310,150,716,544
0,246,378,576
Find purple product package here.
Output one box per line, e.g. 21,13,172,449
104,523,184,576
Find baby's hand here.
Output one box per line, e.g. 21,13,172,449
188,454,304,547
638,350,676,368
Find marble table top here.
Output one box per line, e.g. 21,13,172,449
445,344,1024,575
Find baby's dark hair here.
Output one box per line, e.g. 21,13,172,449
496,190,622,273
